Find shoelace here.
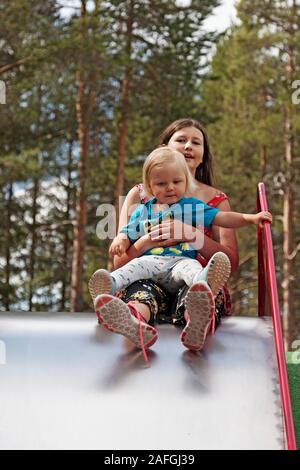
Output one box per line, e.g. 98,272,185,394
127,302,150,366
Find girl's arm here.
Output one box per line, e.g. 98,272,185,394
148,199,240,274
113,234,153,268
109,233,131,257
113,186,166,269
113,185,188,269
113,185,145,268
113,187,249,274
113,232,177,269
117,185,141,234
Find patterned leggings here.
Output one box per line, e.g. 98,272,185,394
112,255,204,295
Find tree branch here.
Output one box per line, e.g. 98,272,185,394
238,253,255,266
0,57,31,75
288,242,300,260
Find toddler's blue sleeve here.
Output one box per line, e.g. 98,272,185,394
203,206,219,227
193,201,220,228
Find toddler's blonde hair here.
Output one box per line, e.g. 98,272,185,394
143,147,197,198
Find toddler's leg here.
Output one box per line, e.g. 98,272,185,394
89,269,116,302
170,258,204,287
88,256,167,304
169,253,231,296
193,252,231,296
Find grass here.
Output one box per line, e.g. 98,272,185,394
286,352,300,449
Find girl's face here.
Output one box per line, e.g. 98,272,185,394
149,162,187,204
167,126,204,176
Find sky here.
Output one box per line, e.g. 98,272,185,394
176,0,238,32
59,0,238,33
203,0,238,33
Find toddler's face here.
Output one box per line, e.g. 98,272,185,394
149,162,187,204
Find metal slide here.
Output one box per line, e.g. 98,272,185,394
0,312,286,450
0,183,296,450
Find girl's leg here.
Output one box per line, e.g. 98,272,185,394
169,264,221,351
95,295,158,354
118,279,171,325
128,301,151,323
181,281,215,351
172,280,226,351
172,284,223,332
95,279,170,353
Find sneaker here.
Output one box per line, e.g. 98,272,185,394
193,252,231,297
95,294,158,353
88,269,116,304
180,281,215,351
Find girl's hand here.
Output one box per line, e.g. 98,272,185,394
253,211,273,228
138,232,175,251
148,220,205,250
149,220,196,243
138,229,183,252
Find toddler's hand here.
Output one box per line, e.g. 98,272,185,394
109,236,129,257
254,211,272,228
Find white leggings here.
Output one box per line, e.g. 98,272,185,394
112,255,203,294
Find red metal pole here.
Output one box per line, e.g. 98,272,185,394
257,182,296,450
257,190,266,316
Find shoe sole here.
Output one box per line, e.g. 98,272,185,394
95,294,158,350
181,282,215,351
207,252,231,297
88,269,113,304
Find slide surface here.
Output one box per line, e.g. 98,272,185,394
0,312,285,450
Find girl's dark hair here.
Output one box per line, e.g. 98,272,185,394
159,118,214,186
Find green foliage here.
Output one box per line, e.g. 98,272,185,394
0,0,221,312
1,0,299,324
201,0,300,322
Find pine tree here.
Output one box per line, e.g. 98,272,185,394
0,0,63,311
201,0,300,347
237,0,300,349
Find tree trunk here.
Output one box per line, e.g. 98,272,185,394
282,1,296,350
107,72,130,273
107,4,133,271
282,105,295,350
28,178,39,311
114,75,130,227
71,68,88,312
4,182,13,311
60,140,73,311
71,0,97,312
113,1,134,229
259,145,266,180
